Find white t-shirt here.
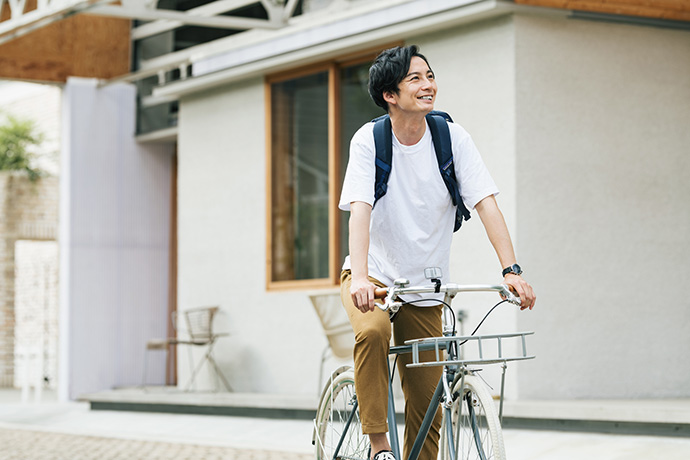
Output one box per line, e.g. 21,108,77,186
339,119,499,300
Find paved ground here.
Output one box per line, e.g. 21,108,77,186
0,428,312,460
2,390,690,459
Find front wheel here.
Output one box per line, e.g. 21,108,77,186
439,374,506,460
313,367,369,460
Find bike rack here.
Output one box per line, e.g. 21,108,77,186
405,331,535,368
406,331,535,425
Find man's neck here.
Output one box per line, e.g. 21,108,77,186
389,111,428,146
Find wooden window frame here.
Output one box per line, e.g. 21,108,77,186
265,47,396,291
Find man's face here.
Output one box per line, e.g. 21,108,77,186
385,56,437,115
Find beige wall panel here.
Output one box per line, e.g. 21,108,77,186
515,14,690,398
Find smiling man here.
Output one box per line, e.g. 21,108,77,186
338,45,535,460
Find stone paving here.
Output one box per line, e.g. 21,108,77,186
2,390,690,460
0,427,314,460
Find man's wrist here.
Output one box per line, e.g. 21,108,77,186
502,263,523,277
351,272,370,283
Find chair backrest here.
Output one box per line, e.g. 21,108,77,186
309,293,354,359
183,306,219,342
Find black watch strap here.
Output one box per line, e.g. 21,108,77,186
502,264,523,277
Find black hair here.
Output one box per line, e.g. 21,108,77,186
368,45,432,112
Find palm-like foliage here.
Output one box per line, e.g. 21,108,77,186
0,113,45,181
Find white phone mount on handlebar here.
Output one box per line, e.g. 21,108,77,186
424,267,443,280
424,266,443,293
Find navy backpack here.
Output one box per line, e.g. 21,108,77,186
372,110,471,232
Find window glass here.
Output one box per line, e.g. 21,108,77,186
271,71,329,281
268,55,385,286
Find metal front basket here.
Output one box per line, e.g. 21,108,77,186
405,332,535,368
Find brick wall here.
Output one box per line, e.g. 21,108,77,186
0,172,58,387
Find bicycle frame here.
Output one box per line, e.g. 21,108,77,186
378,286,497,460
330,341,457,460
320,279,533,460
387,331,459,460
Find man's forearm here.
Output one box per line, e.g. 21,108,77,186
475,195,517,269
349,201,372,280
475,195,536,309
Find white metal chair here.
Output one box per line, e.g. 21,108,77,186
143,306,232,392
309,293,355,393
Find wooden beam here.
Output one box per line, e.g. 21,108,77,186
328,62,340,286
0,7,130,82
514,0,690,22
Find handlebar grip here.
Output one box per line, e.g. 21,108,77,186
374,288,388,299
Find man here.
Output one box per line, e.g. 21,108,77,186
338,45,536,460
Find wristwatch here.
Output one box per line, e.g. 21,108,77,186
502,264,523,277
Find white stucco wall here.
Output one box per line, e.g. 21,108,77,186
177,80,328,394
176,11,690,400
514,15,690,399
177,16,522,397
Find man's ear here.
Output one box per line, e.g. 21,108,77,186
382,90,397,107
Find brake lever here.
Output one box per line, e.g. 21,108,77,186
500,284,522,307
375,287,403,315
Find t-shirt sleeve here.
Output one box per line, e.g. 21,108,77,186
450,124,499,210
339,124,376,211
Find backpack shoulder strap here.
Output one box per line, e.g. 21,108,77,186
428,110,454,123
425,112,471,231
372,115,392,207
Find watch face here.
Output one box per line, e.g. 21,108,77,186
504,264,522,276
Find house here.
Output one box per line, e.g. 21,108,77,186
1,0,688,403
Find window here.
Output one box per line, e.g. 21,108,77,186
267,55,385,289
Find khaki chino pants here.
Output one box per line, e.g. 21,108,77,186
340,270,443,460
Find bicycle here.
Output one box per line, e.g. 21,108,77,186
312,267,534,460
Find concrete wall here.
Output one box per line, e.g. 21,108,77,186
60,79,174,400
515,15,690,398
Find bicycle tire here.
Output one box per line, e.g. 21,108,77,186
314,367,370,460
439,374,506,460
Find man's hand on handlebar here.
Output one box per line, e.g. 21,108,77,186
503,274,536,310
350,277,378,313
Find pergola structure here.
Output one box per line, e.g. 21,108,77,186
0,1,300,44
0,0,301,85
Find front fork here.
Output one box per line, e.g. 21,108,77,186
441,366,461,460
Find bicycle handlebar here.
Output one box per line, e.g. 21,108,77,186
374,282,521,311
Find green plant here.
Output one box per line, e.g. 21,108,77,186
0,112,45,181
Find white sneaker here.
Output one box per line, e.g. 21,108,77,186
373,450,396,460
